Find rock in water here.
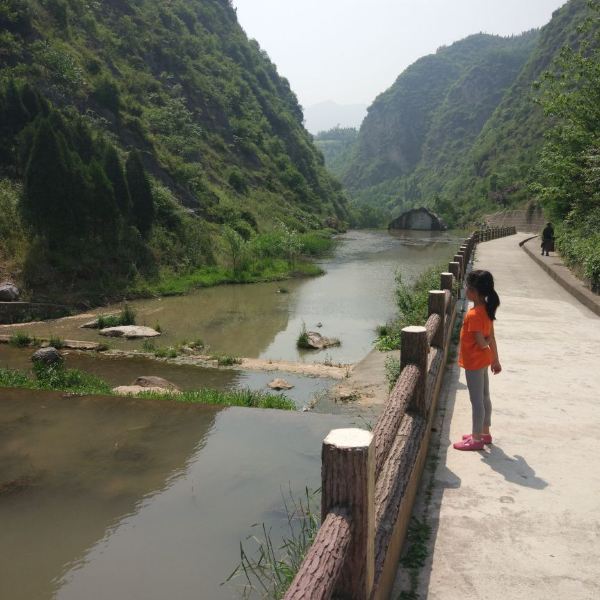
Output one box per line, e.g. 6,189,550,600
268,378,294,390
0,282,20,302
99,326,161,339
305,331,341,350
133,376,180,391
31,347,63,366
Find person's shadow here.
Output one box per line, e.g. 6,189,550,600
480,445,548,490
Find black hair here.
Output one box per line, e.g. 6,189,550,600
466,270,500,320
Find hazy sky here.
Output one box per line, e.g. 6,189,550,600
233,0,567,108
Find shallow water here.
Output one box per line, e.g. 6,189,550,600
0,346,333,409
1,230,461,367
0,389,356,600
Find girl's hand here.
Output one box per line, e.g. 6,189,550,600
491,360,502,375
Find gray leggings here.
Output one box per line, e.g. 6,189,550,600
465,367,492,434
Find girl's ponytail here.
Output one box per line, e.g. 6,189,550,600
485,288,500,321
466,270,500,320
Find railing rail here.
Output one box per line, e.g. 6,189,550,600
283,226,516,600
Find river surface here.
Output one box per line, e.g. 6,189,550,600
1,229,460,370
0,389,356,600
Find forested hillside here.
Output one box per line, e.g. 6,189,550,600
332,0,597,231
0,0,347,302
340,32,539,214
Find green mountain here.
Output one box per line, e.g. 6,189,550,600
338,32,539,219
0,0,347,301
334,0,597,226
314,127,358,178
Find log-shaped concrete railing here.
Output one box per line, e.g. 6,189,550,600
284,227,516,600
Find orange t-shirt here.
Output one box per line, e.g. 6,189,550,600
458,304,493,370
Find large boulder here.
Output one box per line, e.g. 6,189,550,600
133,376,180,391
31,347,63,366
0,282,20,302
304,331,341,350
99,326,161,339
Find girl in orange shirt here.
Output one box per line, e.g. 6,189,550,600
453,270,502,451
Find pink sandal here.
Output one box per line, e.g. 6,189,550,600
462,433,492,444
453,436,485,451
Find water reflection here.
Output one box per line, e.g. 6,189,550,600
0,390,353,600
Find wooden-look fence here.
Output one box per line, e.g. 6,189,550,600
284,225,516,600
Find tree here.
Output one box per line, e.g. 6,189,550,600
126,150,155,237
103,145,131,217
87,159,120,243
22,118,79,242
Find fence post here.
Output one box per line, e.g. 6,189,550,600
453,254,464,278
401,326,428,415
448,261,460,283
428,291,446,348
322,429,375,600
441,272,453,294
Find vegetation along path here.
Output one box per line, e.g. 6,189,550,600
395,233,600,599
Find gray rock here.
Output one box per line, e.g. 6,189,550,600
133,376,180,391
0,282,20,302
99,326,161,339
305,331,341,350
31,347,63,366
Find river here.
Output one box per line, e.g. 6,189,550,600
0,230,461,398
0,229,460,599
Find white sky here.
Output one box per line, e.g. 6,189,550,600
233,0,567,107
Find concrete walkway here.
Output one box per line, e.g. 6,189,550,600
395,234,600,599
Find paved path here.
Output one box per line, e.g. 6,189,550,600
394,234,600,599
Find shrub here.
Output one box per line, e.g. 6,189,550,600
296,323,311,349
48,336,65,349
211,354,242,366
385,356,401,390
377,263,447,351
9,332,33,347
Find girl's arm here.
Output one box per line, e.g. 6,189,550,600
488,323,502,374
474,331,490,349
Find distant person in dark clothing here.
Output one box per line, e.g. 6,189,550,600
541,222,554,256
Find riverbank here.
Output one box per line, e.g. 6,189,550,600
5,229,337,308
330,347,390,405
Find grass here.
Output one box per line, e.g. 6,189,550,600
97,305,136,329
397,519,433,600
210,354,242,366
296,323,311,349
376,262,450,352
0,365,295,410
142,339,157,352
48,336,65,349
131,260,324,298
385,355,401,390
8,332,34,347
225,487,320,598
154,346,178,359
